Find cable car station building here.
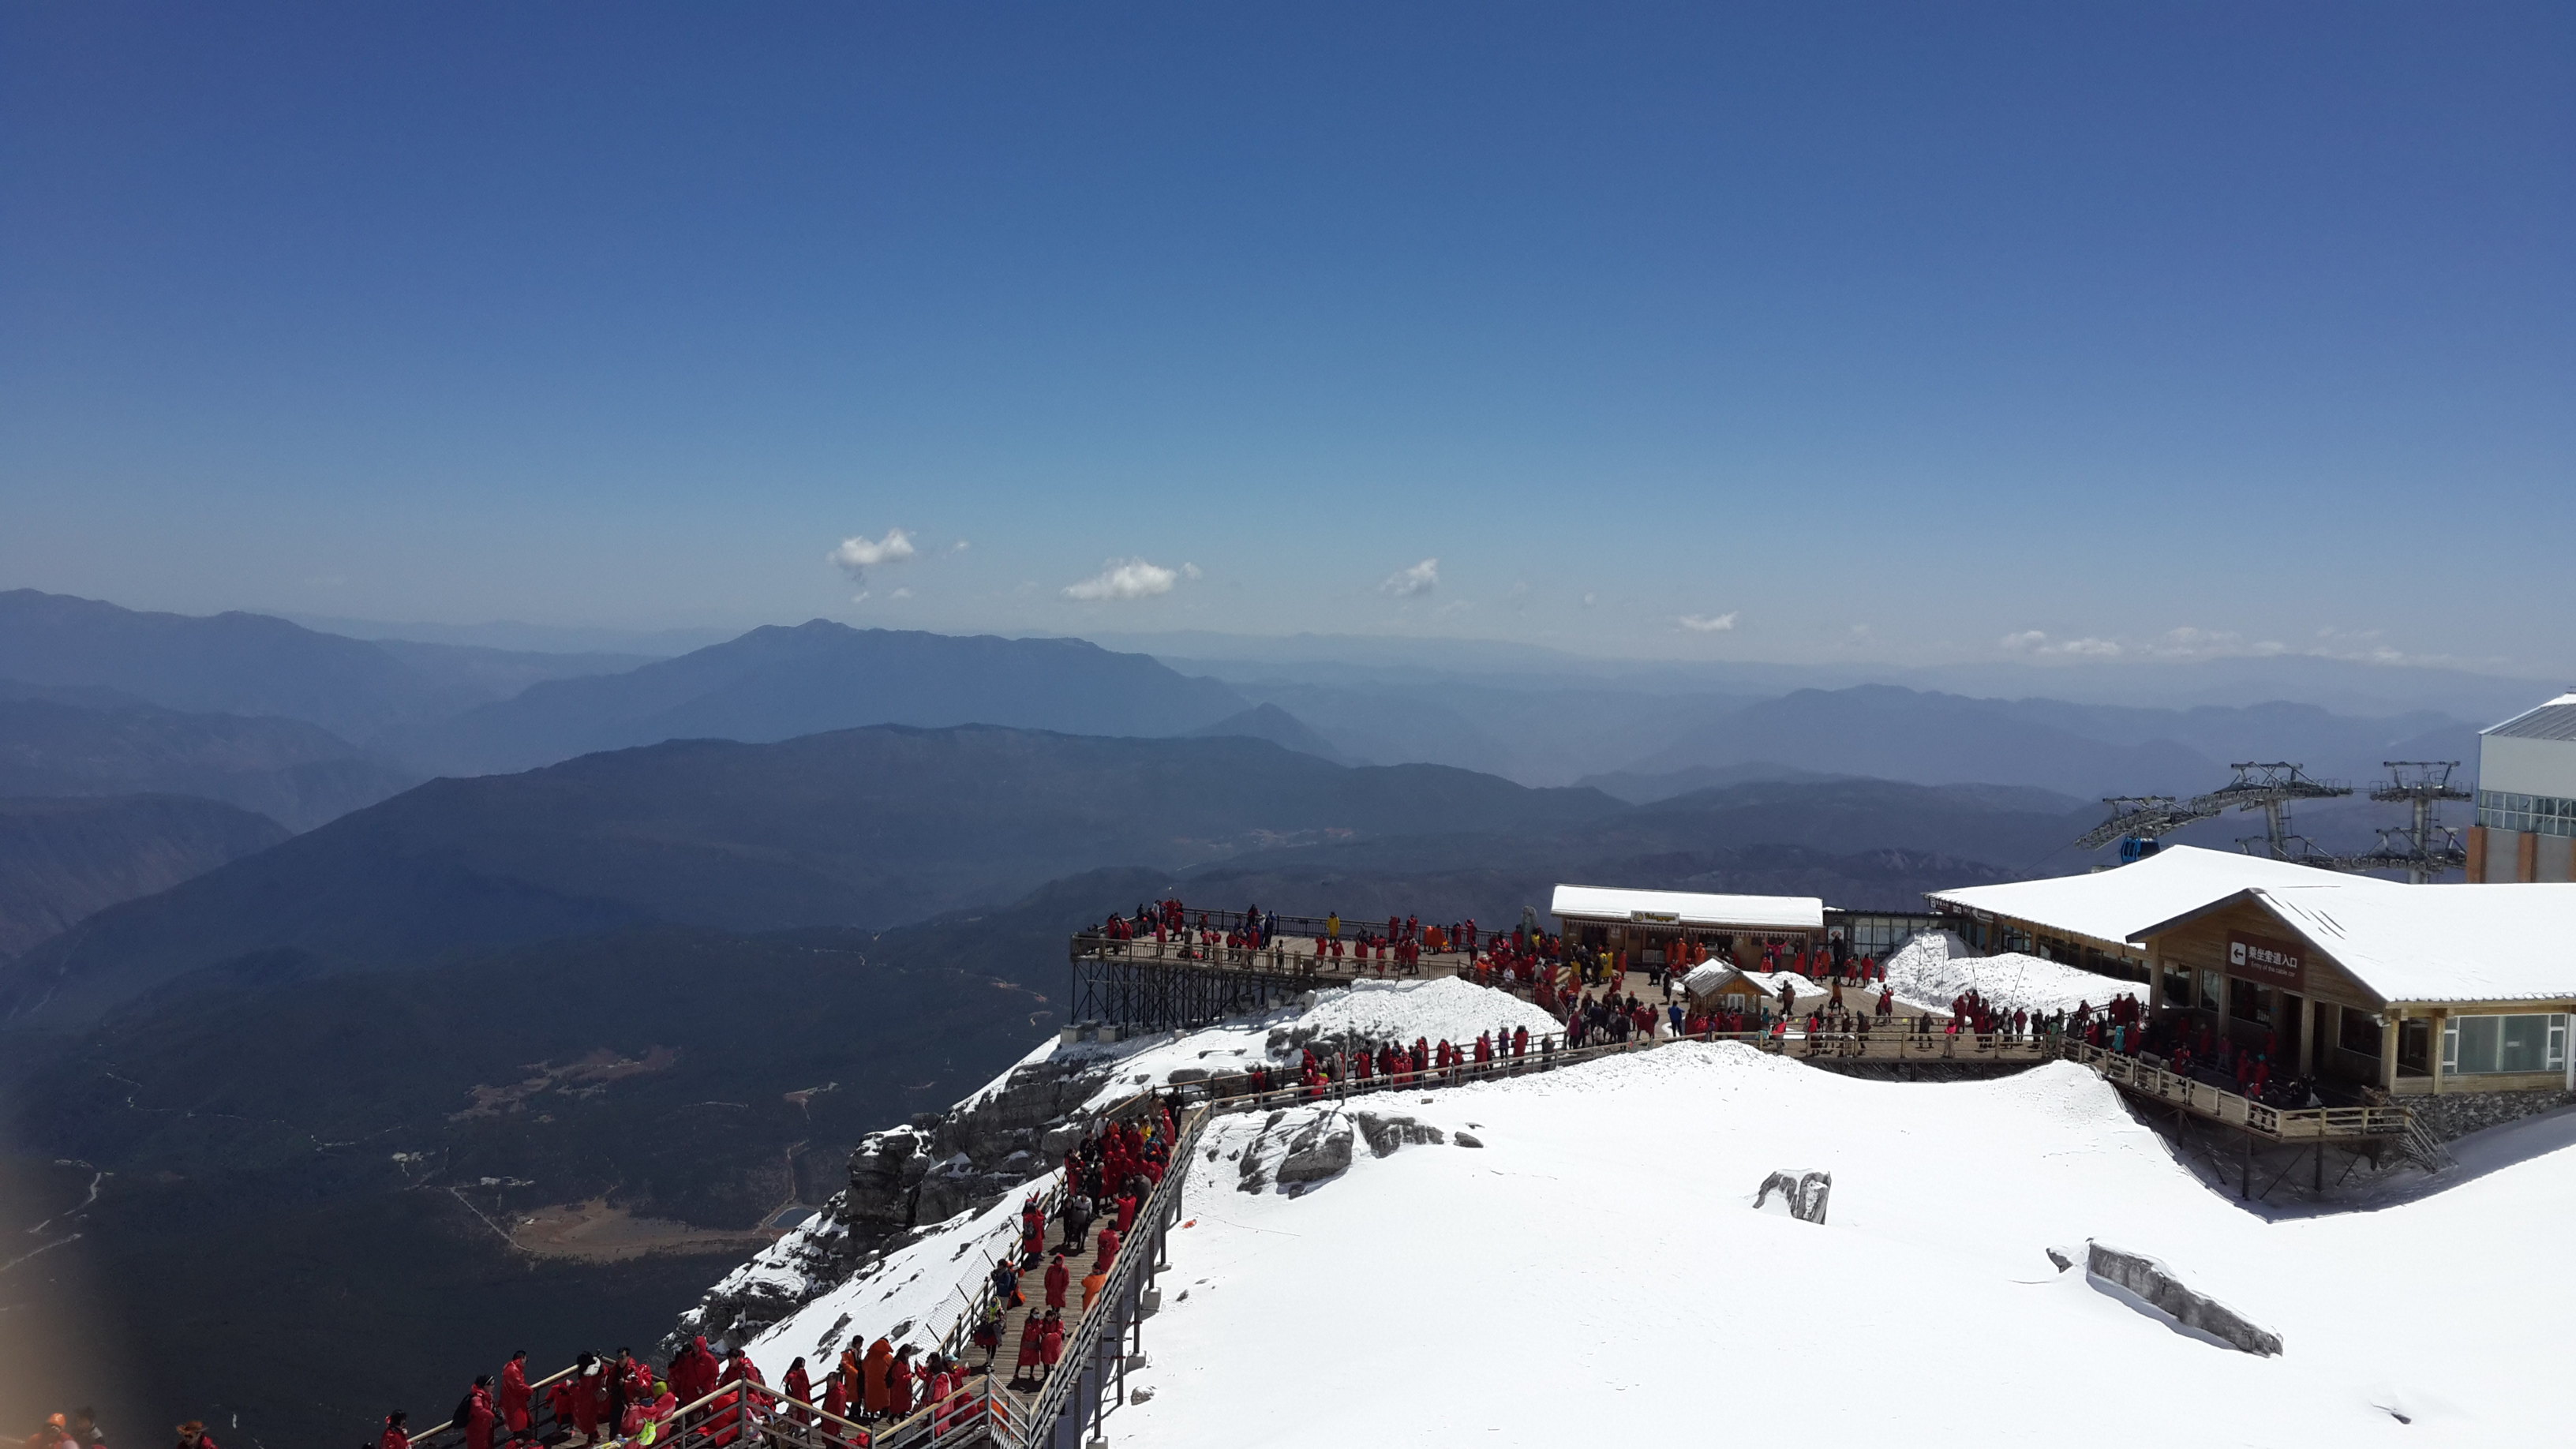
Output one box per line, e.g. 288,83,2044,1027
1932,846,2576,1099
1548,884,1824,971
2469,691,2576,883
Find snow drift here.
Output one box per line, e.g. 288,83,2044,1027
1882,929,2135,1017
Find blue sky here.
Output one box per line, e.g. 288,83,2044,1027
3,2,2569,672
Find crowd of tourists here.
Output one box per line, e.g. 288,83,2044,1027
363,1103,1181,1449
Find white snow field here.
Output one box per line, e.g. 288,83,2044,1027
734,975,2573,1447
1116,1046,2570,1448
1881,929,2136,1017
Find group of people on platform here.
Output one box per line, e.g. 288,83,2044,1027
1090,899,1503,978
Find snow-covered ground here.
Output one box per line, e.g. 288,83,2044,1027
1111,1045,2570,1447
732,1184,1032,1380
1882,929,2136,1017
1044,976,1568,1116
717,969,2576,1447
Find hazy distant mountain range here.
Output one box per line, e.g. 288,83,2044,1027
0,795,287,959
0,680,420,829
405,619,1251,774
0,585,2534,1446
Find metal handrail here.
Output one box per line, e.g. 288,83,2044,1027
1013,1106,1210,1448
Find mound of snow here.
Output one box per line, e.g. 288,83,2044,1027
1291,975,1563,1046
1882,930,2133,1017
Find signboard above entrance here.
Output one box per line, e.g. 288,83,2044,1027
2228,933,2307,991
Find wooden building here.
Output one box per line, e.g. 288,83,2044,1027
1924,848,2382,983
2130,882,2576,1096
1550,884,1824,972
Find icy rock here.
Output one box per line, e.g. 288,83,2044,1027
1131,1386,1155,1403
1039,1121,1086,1157
1753,1170,1833,1224
2085,1243,2282,1357
1166,1067,1210,1084
1354,1113,1447,1158
1453,1132,1484,1148
1276,1127,1354,1185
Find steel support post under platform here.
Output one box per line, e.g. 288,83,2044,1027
1071,952,1312,1033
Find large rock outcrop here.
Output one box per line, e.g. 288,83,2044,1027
2083,1242,2282,1357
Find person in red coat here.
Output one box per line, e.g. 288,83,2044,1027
1039,1311,1065,1370
567,1357,602,1444
1013,1315,1045,1387
1115,1193,1138,1235
456,1378,498,1449
1044,1253,1070,1309
545,1379,578,1437
781,1358,812,1425
886,1348,916,1417
1095,1225,1120,1267
377,1413,410,1449
500,1352,533,1436
672,1336,720,1406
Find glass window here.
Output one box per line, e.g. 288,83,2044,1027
2198,969,2222,1013
2336,1006,2382,1057
2477,790,2576,837
2161,964,2193,1010
2229,977,2271,1024
2442,1014,2571,1075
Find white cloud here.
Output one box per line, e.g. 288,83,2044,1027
2001,630,2120,657
1581,593,1598,608
1181,563,1204,579
951,539,971,552
1063,559,1182,601
889,586,913,600
1381,558,1439,597
1678,612,1739,633
827,528,918,580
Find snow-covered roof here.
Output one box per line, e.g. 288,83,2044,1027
2144,882,2576,1007
1681,962,1820,999
1551,884,1823,932
2485,692,2576,740
1925,847,2361,951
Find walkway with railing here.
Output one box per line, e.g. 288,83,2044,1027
401,1091,1204,1449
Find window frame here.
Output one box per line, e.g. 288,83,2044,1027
2440,1013,2571,1076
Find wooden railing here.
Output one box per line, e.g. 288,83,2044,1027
2050,1038,2415,1141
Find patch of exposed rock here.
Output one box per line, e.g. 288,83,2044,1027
1354,1112,1445,1157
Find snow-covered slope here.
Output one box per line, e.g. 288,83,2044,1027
690,976,1566,1357
1882,929,2135,1017
1111,1044,2566,1447
695,970,2573,1447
